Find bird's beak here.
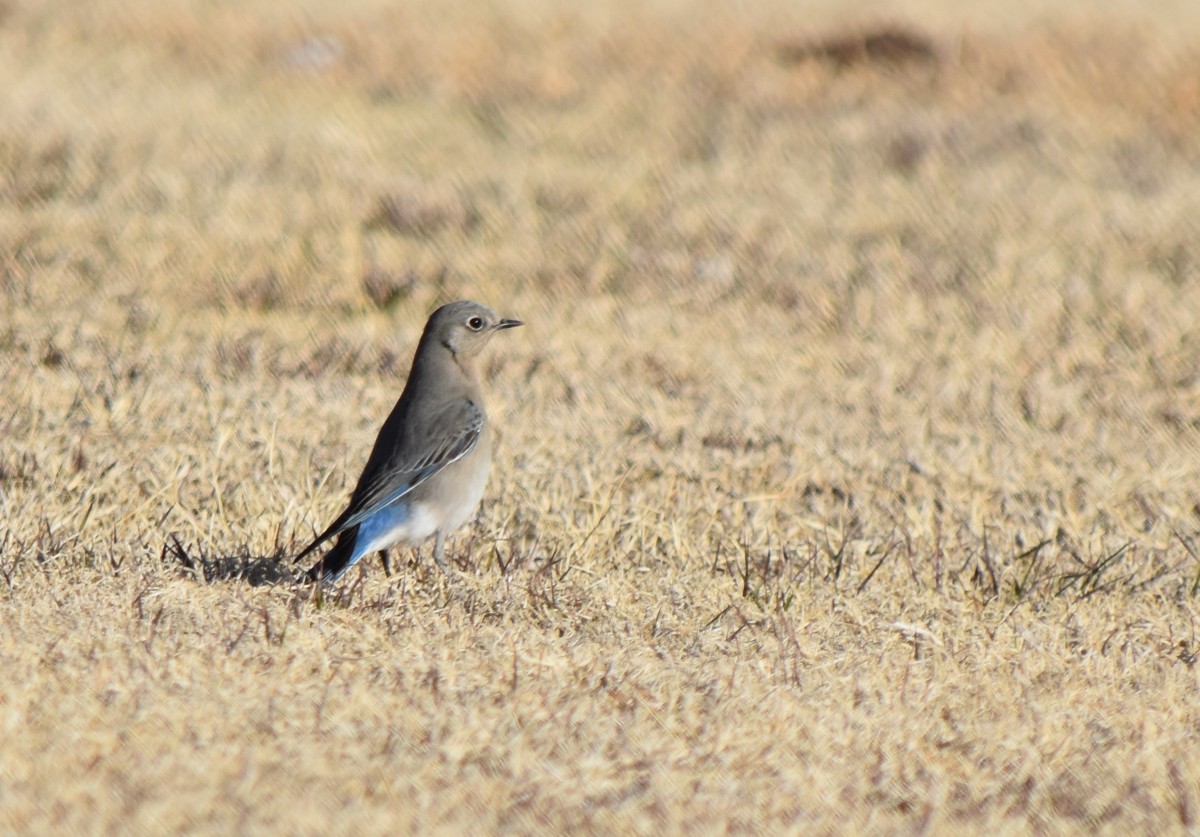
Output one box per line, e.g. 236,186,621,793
496,318,523,330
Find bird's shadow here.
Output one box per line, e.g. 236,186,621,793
161,534,304,587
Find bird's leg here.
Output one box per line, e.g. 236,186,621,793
432,530,450,575
380,549,393,577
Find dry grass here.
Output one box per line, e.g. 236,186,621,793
3,0,1200,832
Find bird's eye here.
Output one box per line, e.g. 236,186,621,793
467,317,485,331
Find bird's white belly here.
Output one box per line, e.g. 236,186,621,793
353,457,490,558
355,503,440,555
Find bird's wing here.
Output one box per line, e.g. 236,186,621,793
296,399,484,561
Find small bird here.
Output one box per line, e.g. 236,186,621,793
297,300,522,582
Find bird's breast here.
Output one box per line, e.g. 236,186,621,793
430,428,492,532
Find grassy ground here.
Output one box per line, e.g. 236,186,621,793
3,0,1200,832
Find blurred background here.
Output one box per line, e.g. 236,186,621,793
4,0,1199,550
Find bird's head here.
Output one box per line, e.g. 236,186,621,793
426,300,522,360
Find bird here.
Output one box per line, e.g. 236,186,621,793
296,300,522,582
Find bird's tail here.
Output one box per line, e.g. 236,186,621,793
305,530,360,583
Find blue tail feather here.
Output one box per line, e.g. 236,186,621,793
308,530,359,582
309,503,410,582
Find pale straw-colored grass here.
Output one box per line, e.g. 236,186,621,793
2,0,1200,832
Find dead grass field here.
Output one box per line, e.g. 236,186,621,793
3,0,1200,832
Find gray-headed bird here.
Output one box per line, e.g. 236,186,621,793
297,300,522,581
